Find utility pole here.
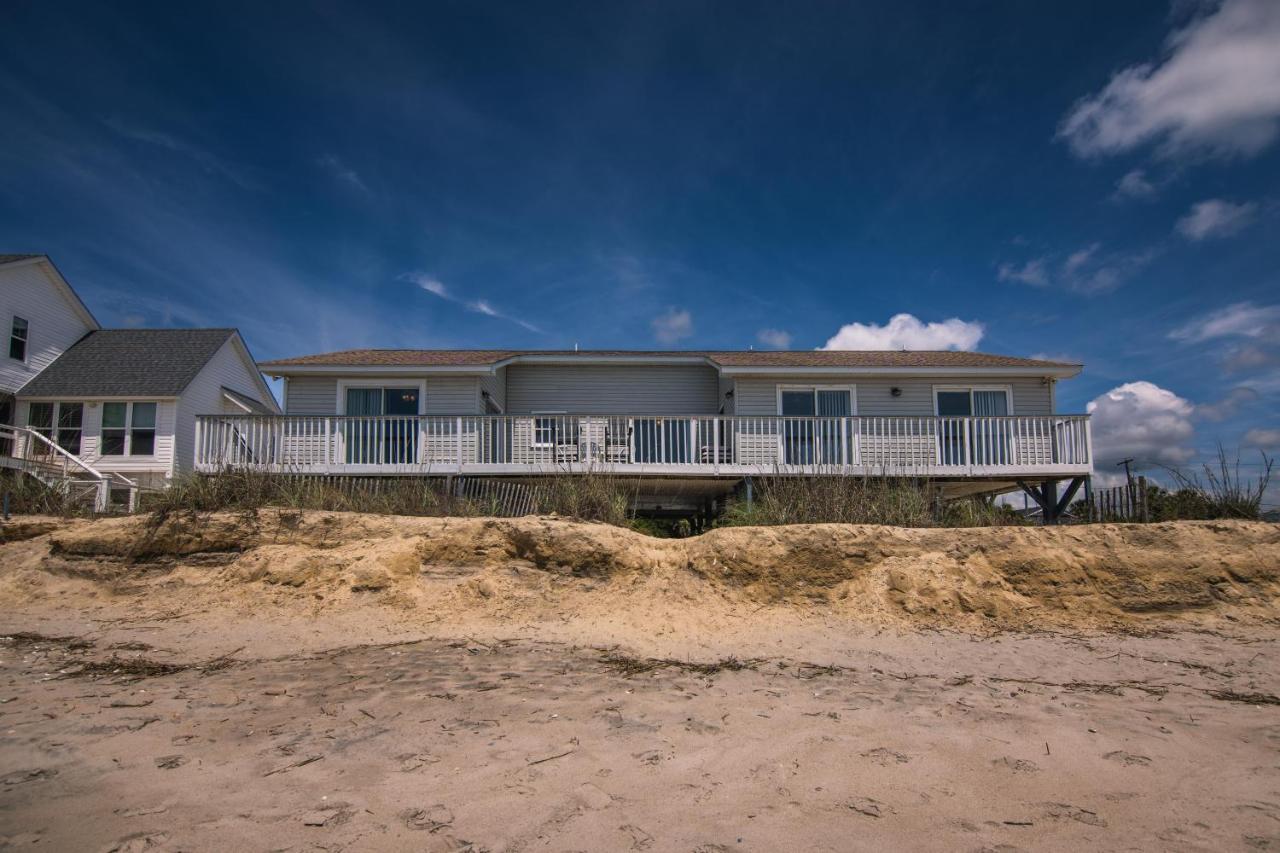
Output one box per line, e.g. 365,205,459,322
1116,458,1135,490
1117,458,1136,520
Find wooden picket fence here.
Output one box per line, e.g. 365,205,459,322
1083,477,1150,523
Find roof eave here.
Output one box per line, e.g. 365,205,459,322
716,365,1083,378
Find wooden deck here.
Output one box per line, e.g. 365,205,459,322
195,414,1092,479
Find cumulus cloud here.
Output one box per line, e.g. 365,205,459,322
1058,0,1280,160
998,244,1157,294
1244,428,1280,448
756,328,792,349
1169,301,1280,342
651,308,693,345
821,313,984,351
1086,381,1197,466
1175,198,1258,240
404,272,541,333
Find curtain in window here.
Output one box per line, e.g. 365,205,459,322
345,389,383,464
972,390,1009,416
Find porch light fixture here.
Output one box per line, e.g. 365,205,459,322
890,387,902,397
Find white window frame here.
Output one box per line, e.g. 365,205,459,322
931,385,1014,416
25,400,86,455
100,401,159,458
531,411,565,448
9,316,29,363
335,380,427,415
775,384,858,416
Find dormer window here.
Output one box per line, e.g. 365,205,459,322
9,317,28,361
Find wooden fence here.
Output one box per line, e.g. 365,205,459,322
1082,477,1150,523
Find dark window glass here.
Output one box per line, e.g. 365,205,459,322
9,317,28,361
56,402,83,455
101,402,126,455
130,402,157,455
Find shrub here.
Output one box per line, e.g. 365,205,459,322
1155,447,1274,520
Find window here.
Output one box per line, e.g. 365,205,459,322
9,317,28,361
532,416,557,447
778,386,855,466
25,401,83,454
57,403,84,455
933,387,1011,417
101,402,158,456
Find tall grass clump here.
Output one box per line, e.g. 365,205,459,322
1158,446,1274,520
717,475,1027,528
0,473,95,518
144,470,484,521
529,471,636,526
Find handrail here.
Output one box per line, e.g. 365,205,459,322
199,413,1092,422
0,425,106,481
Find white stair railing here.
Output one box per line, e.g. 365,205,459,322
0,425,137,512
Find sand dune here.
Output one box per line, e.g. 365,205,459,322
1,511,1278,851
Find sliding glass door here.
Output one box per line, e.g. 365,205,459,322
935,387,1011,466
780,387,853,465
344,387,419,464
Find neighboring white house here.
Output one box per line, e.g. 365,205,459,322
0,254,100,432
2,254,279,493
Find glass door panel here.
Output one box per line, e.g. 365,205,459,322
781,391,816,464
971,390,1010,464
382,388,418,464
345,388,383,464
936,391,970,466
815,390,850,464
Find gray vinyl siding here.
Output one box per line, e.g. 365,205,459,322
423,377,480,414
733,375,1054,416
282,375,482,415
504,364,720,414
285,376,339,415
175,338,277,473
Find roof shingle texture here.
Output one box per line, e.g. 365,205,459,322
0,253,42,265
19,329,236,397
259,349,1078,370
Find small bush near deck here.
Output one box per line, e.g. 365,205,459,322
716,476,1026,529
0,473,95,518
1152,447,1274,521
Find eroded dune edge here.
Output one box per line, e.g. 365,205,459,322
8,510,1277,632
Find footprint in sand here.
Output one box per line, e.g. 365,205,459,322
861,747,910,765
992,757,1040,773
1103,750,1152,767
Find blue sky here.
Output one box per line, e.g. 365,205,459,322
1,0,1277,492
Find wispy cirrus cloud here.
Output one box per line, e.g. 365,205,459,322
1174,198,1258,240
756,328,792,349
1169,301,1280,342
103,115,257,189
404,272,541,333
651,308,694,345
317,153,370,194
998,243,1158,294
1058,0,1280,160
1112,168,1160,201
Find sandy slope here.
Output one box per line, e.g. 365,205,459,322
1,511,1278,851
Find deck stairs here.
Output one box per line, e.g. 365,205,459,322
0,426,138,513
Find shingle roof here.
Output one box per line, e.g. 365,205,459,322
259,349,1080,370
0,253,43,265
18,329,237,398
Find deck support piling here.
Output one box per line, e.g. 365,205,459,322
1017,476,1086,524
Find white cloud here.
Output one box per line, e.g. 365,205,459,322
1058,0,1280,160
1244,428,1280,448
757,328,792,349
1196,386,1259,421
1224,344,1280,372
404,272,541,333
317,154,370,193
1169,301,1280,341
999,244,1157,294
652,308,693,345
1113,168,1158,200
1175,198,1258,240
1088,381,1197,466
821,313,984,351
996,259,1050,288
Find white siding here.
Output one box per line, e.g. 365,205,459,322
283,375,483,415
733,374,1054,416
505,364,721,413
0,261,96,396
174,338,276,473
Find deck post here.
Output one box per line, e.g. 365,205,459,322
745,476,753,507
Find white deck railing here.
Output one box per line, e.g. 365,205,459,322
194,414,1091,478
